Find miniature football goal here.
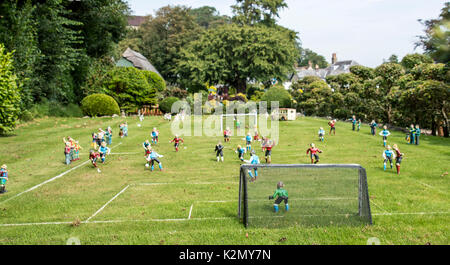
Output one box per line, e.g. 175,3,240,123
238,164,372,228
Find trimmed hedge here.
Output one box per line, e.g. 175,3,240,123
142,70,166,92
159,97,180,114
102,67,157,111
81,94,120,117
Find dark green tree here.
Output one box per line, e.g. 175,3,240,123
137,5,201,85
231,0,288,26
189,6,230,29
178,24,298,93
416,2,450,63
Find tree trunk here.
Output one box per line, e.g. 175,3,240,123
431,119,437,136
442,106,449,137
235,78,247,94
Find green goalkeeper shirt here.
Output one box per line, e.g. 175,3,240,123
273,188,288,198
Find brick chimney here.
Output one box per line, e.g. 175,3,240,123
332,53,337,64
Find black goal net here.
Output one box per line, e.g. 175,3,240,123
238,164,372,228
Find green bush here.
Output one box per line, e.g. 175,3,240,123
142,70,166,92
159,97,180,114
0,44,21,134
81,94,120,117
261,86,292,109
102,67,157,111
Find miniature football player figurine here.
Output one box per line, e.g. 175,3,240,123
245,132,252,152
0,165,8,194
170,135,184,152
146,147,164,171
415,125,421,145
143,140,151,155
246,150,260,181
264,139,275,164
89,150,101,172
349,115,357,131
382,145,396,171
408,124,415,144
357,119,361,131
318,127,325,142
223,127,232,143
151,128,159,144
379,125,391,147
393,144,404,175
328,119,336,135
215,142,225,162
370,120,377,136
269,181,289,213
235,145,246,162
306,143,322,164
98,142,111,163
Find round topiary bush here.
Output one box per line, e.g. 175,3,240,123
159,97,180,114
81,94,120,117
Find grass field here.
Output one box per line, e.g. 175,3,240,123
0,115,448,245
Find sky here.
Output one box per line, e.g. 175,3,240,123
127,0,447,67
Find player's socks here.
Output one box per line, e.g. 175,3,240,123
217,157,220,162
274,204,279,213
248,171,253,178
254,170,258,177
390,163,393,169
159,163,163,170
285,204,289,211
221,157,224,162
383,163,386,171
396,165,400,174
151,165,154,171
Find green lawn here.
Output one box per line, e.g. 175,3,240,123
0,116,448,245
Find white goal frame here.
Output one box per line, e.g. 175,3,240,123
220,113,258,132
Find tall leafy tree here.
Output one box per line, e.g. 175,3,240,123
0,44,21,134
0,0,41,107
189,6,230,29
178,24,298,93
297,48,328,68
416,2,450,63
231,0,287,26
137,5,201,85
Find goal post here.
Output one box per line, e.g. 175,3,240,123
238,164,372,228
220,113,257,132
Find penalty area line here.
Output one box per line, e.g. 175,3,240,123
85,184,130,223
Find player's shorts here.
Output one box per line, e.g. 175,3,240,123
174,143,179,148
216,151,223,157
0,178,7,185
246,140,251,145
396,156,403,164
275,196,288,205
265,150,271,157
384,157,393,163
238,153,244,160
330,127,335,131
310,154,319,161
383,136,387,141
150,158,161,165
319,133,324,137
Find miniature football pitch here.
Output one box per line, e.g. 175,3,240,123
0,116,448,245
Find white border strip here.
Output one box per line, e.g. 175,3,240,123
1,211,449,227
85,185,130,222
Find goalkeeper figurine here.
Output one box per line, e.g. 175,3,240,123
269,181,289,213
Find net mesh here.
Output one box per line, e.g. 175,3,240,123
238,164,372,228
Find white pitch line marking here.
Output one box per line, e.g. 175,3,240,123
188,204,193,219
1,211,449,227
85,185,130,222
0,142,123,205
